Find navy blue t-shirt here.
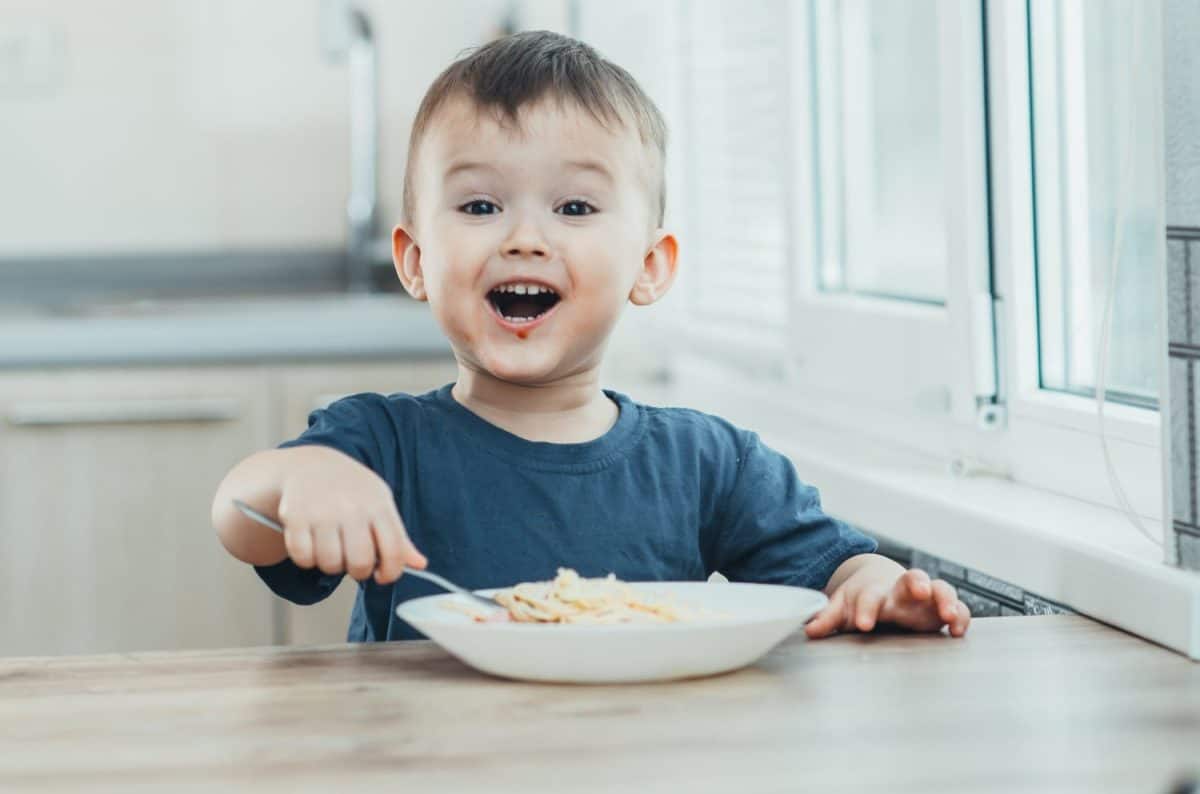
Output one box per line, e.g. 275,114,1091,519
255,384,877,641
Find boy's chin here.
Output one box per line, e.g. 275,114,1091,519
454,334,599,385
472,351,565,385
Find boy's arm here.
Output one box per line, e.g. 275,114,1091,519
706,430,968,637
211,443,425,583
211,447,296,566
709,431,878,590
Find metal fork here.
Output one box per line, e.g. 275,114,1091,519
232,499,503,611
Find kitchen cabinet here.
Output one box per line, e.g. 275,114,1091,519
0,358,458,657
0,368,276,657
276,360,459,645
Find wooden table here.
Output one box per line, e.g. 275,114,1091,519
2,615,1198,793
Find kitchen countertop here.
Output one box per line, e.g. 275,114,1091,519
0,293,450,367
2,615,1198,792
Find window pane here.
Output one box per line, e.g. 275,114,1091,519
1030,0,1161,405
811,0,947,304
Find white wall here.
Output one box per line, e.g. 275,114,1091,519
0,0,530,256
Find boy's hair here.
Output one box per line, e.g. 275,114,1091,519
402,30,668,227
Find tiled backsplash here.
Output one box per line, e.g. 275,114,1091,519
1167,235,1200,570
871,534,1073,618
1165,0,1200,572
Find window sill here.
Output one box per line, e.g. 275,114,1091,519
642,362,1200,660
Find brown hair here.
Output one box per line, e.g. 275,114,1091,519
401,30,667,226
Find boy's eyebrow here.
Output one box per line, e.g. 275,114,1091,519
441,159,615,184
563,159,614,183
442,160,501,182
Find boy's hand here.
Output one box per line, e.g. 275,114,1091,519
275,447,427,585
805,556,971,639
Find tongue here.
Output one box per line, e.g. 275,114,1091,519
505,300,543,319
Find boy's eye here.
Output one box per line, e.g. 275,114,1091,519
557,200,596,217
460,200,499,216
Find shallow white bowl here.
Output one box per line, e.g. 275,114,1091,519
395,581,828,684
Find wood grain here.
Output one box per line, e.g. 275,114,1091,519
1,616,1198,793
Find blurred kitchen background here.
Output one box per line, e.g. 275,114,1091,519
3,0,1198,659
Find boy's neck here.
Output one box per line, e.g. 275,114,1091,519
450,367,619,444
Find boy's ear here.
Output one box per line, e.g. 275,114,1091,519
629,231,679,306
392,224,427,301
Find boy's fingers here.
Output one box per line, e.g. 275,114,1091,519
285,523,315,569
383,507,427,569
341,522,376,581
805,588,846,638
371,519,404,584
903,569,932,600
931,579,959,624
804,611,833,639
312,522,345,575
855,587,886,632
950,601,972,637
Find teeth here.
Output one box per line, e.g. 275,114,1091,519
488,282,560,326
492,282,556,296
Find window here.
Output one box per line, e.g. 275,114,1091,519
590,0,991,446
980,0,1164,524
1028,0,1162,407
788,0,992,443
811,0,948,304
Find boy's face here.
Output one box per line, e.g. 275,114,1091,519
394,97,676,387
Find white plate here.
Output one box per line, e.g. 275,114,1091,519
395,581,828,684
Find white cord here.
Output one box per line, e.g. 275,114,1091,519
1094,3,1162,547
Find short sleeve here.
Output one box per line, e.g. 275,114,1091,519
276,394,389,471
710,432,877,590
254,394,392,606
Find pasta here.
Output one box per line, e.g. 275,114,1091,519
455,568,695,624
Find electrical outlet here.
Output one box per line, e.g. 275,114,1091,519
0,20,63,97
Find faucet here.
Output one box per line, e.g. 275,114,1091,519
322,1,379,292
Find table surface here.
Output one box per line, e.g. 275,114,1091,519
2,615,1199,793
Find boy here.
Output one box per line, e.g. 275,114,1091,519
212,31,970,642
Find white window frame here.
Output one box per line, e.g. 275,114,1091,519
985,0,1165,526
781,0,994,456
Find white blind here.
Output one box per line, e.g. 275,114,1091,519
678,0,792,331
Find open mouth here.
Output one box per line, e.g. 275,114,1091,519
486,283,562,324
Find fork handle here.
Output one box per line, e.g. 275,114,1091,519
403,569,501,609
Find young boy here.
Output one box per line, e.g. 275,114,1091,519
212,31,970,642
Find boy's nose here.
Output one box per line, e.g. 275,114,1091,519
501,219,550,259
